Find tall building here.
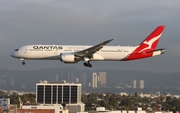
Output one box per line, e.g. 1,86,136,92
68,72,74,83
56,74,59,82
92,73,98,88
36,81,81,104
2,80,7,86
133,80,136,89
75,78,79,83
11,79,14,87
98,72,106,86
79,73,87,87
139,80,144,89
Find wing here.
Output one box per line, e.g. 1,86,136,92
75,38,115,59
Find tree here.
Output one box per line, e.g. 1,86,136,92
109,97,118,109
99,100,109,108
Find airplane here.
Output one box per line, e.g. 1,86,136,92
11,25,165,68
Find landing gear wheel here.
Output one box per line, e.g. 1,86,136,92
88,63,92,68
22,61,25,65
83,62,92,68
83,62,88,67
20,58,25,65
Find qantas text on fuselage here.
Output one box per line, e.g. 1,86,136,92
32,46,63,50
11,25,165,68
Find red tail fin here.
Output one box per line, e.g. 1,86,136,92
126,25,165,60
134,25,165,53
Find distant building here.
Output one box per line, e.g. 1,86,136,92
9,105,17,113
56,74,59,82
0,107,2,112
68,72,74,83
88,82,91,87
36,80,82,104
19,103,85,113
80,73,87,87
76,77,79,83
35,80,85,113
133,80,137,89
18,105,63,113
92,73,98,88
91,107,173,113
98,72,106,86
2,80,7,86
139,80,144,89
11,79,15,87
0,98,10,111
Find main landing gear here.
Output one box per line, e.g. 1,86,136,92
83,61,92,68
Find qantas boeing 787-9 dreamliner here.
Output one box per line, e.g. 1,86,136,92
11,25,165,68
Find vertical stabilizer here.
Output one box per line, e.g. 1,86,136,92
126,25,165,60
136,25,165,53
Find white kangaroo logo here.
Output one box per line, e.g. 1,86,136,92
138,33,162,53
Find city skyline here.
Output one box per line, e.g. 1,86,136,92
1,67,180,94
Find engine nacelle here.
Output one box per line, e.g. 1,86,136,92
60,53,78,63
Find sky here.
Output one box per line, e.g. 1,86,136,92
0,0,180,72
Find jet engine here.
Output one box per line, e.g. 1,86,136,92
60,53,78,63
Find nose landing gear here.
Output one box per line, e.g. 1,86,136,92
20,58,25,65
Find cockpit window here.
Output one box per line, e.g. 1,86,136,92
14,49,19,51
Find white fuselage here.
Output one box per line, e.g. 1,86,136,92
11,45,137,61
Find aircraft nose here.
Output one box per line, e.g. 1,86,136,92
11,52,14,57
11,51,16,58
